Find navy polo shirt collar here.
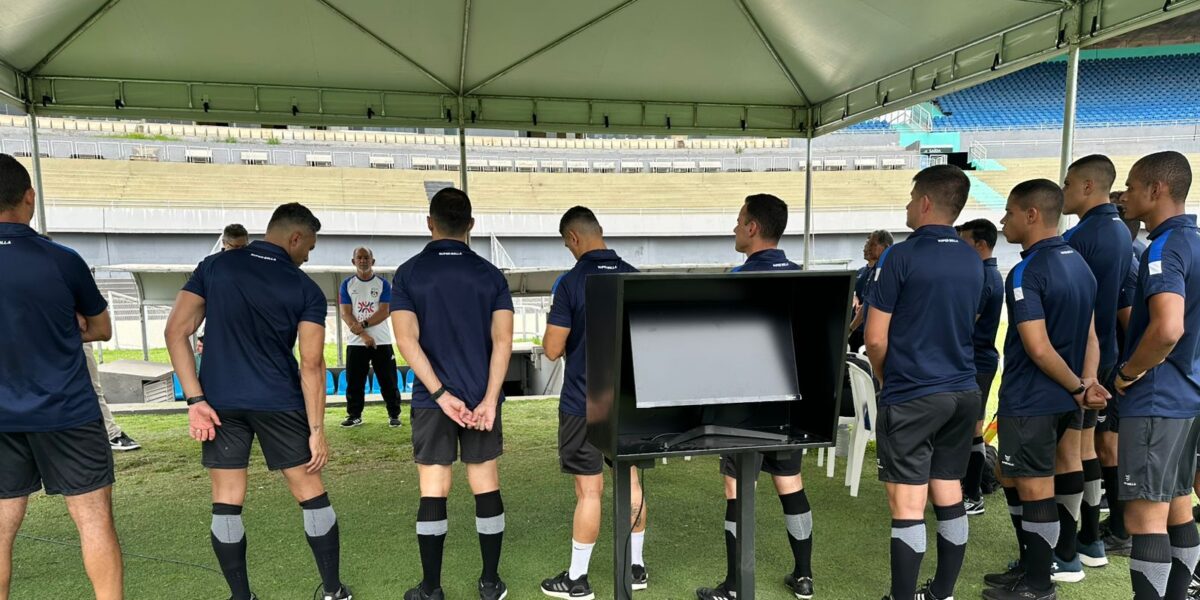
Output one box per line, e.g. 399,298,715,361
984,257,998,267
1081,203,1119,220
1149,214,1198,239
0,222,37,237
910,224,958,239
1020,236,1066,259
247,240,291,261
747,248,788,262
425,238,472,253
580,249,618,262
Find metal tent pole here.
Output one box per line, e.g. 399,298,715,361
28,110,48,234
1058,45,1080,232
458,98,468,195
803,136,814,269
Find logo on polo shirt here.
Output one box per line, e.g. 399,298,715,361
0,240,10,246
250,253,277,262
773,263,789,268
1014,288,1025,301
438,251,463,256
597,265,618,270
1149,260,1162,276
937,238,958,243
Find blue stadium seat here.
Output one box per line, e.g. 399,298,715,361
370,372,381,394
405,369,416,393
173,373,185,401
326,370,337,395
337,370,349,396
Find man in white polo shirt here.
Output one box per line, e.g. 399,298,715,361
340,246,402,428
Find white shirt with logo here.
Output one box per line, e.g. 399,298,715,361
339,274,393,346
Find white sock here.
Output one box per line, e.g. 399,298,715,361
632,530,646,566
569,539,595,580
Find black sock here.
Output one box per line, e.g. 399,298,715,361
475,490,505,584
1022,498,1059,591
1079,459,1104,545
779,490,813,579
932,503,968,599
300,492,342,595
417,497,448,593
963,436,986,500
1103,465,1128,538
1167,521,1200,599
1003,487,1026,564
723,499,737,587
211,503,251,600
1055,471,1084,562
890,519,925,600
1131,533,1171,599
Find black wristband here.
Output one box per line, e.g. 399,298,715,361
1117,363,1140,382
1070,384,1086,396
185,395,207,406
429,386,447,402
360,319,369,330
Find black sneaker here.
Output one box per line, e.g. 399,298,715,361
981,578,1056,600
323,584,353,600
1190,572,1200,598
913,579,949,600
229,594,258,600
541,571,594,599
1102,530,1132,556
341,417,363,428
984,560,1025,588
696,581,736,599
785,573,813,599
110,432,141,451
404,584,445,600
479,578,507,600
389,417,403,428
632,564,648,591
964,497,985,516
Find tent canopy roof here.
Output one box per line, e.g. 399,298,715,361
0,0,1196,136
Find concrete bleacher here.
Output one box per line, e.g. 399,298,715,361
22,157,996,213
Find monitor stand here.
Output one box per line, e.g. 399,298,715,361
663,425,789,450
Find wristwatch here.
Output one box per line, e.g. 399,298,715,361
360,319,369,330
430,386,447,402
1117,362,1140,382
186,395,208,406
1069,382,1086,396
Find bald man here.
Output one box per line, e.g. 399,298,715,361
339,246,402,428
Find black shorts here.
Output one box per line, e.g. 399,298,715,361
997,412,1075,478
1096,368,1120,434
1118,416,1200,502
0,419,114,498
719,450,803,479
202,409,312,471
1066,407,1092,431
876,389,980,485
976,371,996,421
559,411,604,476
412,406,504,466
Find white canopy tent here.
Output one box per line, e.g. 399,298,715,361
1,0,1197,262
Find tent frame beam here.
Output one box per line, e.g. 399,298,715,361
311,0,456,95
733,0,811,107
465,0,644,96
459,0,472,95
28,0,124,76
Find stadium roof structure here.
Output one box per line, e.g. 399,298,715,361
1,0,1198,138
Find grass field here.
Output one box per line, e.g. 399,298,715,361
10,393,1135,600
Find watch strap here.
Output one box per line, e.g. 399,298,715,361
429,386,447,402
186,395,207,406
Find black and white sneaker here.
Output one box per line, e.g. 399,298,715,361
110,432,141,451
1188,572,1200,598
229,594,258,600
913,579,951,600
632,564,648,591
323,584,353,600
403,584,444,600
479,578,507,600
541,571,594,599
784,573,813,599
389,417,403,428
340,417,363,428
981,578,1056,600
696,581,736,599
964,497,985,516
983,560,1025,588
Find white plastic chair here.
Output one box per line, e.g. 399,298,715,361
844,357,879,497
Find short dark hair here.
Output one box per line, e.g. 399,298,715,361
1010,179,1064,225
559,206,602,236
1068,154,1117,192
266,203,321,234
1133,151,1192,203
955,218,998,249
868,229,894,248
430,187,473,237
222,223,248,240
912,165,970,218
0,153,32,211
743,193,788,241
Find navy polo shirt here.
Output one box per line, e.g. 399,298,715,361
1063,203,1133,369
183,241,327,412
997,237,1097,417
972,257,1005,375
865,225,984,405
853,265,872,334
732,248,800,272
392,240,514,410
0,223,107,432
547,249,638,417
1119,251,1140,311
1119,214,1200,418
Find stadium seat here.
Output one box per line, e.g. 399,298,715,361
172,373,185,401
337,370,349,396
326,370,337,395
405,369,416,393
370,372,381,394
845,356,879,497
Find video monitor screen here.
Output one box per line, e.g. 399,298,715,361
627,302,801,409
